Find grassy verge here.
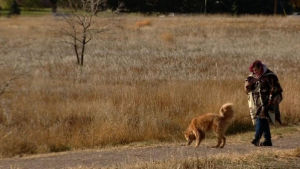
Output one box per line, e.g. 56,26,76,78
0,8,52,17
20,8,52,16
0,10,9,16
129,148,300,169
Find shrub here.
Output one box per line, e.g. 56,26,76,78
8,0,20,16
0,0,13,10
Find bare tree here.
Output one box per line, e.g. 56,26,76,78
54,0,125,66
0,63,30,125
49,0,58,14
0,65,29,98
274,0,277,15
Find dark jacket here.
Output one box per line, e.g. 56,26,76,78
245,68,283,116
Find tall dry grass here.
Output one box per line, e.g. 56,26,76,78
0,15,300,157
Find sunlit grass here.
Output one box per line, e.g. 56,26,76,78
0,14,300,158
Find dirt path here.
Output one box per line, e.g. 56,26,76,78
0,133,300,169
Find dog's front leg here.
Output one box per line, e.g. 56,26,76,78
194,131,200,147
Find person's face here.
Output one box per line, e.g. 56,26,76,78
253,66,262,75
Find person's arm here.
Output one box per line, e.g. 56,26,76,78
244,80,251,94
268,75,280,105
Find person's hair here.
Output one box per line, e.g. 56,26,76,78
249,60,263,72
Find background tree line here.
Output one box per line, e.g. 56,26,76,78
1,0,299,15
106,0,297,14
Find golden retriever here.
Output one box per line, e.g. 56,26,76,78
184,103,235,148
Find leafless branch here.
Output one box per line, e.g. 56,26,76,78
0,66,29,97
114,2,126,14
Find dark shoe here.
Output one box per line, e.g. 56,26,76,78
251,139,259,146
259,141,272,146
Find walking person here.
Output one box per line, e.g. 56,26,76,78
244,60,283,146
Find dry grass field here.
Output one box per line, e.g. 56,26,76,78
0,14,300,159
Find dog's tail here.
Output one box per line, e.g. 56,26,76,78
219,103,235,122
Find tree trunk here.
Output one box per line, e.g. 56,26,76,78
74,43,80,65
91,0,95,13
80,34,87,66
204,0,207,14
50,0,57,14
274,0,277,15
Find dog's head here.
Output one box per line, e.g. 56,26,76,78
184,130,195,146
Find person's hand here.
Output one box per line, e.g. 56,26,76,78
261,105,269,118
268,95,273,106
245,81,250,87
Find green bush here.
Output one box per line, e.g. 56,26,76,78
21,0,42,10
0,0,13,10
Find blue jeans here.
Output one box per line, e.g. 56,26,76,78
255,118,272,142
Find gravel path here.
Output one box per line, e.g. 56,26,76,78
0,133,299,169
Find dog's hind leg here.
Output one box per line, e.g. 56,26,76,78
212,136,222,148
212,124,222,148
213,133,226,148
219,135,226,148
